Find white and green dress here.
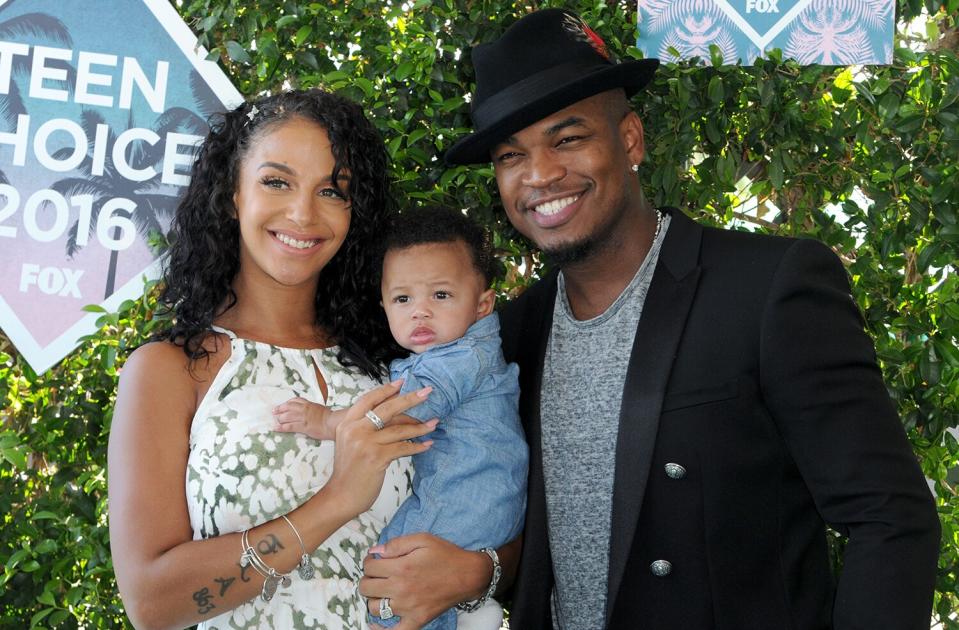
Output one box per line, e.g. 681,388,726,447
186,327,414,629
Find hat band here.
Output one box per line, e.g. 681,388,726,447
471,60,610,129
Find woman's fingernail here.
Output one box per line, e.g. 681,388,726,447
422,440,434,447
416,386,433,398
370,545,385,554
427,419,439,428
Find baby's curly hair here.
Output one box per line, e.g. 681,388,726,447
381,206,496,287
154,89,399,379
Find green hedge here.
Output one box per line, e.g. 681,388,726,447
2,0,958,626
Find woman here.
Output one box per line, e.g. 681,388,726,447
109,90,470,629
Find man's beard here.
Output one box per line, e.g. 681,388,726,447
541,211,621,267
542,237,597,267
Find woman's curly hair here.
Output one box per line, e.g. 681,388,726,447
153,88,401,379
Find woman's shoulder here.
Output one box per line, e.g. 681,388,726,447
120,334,232,402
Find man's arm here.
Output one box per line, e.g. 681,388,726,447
759,238,940,629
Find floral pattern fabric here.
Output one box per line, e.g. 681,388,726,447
187,329,413,629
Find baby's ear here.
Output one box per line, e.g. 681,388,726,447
476,288,495,318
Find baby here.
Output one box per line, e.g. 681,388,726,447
274,206,528,630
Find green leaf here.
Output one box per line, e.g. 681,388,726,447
395,61,415,81
707,75,724,103
769,152,785,189
29,609,53,628
31,511,59,521
225,40,252,64
37,590,55,606
293,25,312,47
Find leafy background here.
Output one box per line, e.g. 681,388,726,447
1,0,957,626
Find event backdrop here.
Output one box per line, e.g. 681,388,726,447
0,0,241,374
637,0,896,64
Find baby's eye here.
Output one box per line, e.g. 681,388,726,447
393,295,410,304
260,176,288,189
434,291,450,300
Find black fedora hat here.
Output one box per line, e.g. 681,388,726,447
445,9,659,165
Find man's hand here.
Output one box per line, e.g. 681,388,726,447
360,533,493,629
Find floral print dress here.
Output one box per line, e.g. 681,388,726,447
186,328,413,629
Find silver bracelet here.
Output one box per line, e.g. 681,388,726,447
280,514,314,580
455,547,501,613
239,528,292,602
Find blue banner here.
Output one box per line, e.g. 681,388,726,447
637,0,896,65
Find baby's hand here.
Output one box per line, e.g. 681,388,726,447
273,397,347,441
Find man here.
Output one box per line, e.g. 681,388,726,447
442,8,940,630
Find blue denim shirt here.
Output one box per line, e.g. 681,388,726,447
380,312,528,551
372,314,528,629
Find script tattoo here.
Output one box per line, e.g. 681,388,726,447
238,561,252,583
193,587,215,614
214,576,235,597
257,533,285,556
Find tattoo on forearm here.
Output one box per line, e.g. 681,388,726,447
257,533,285,555
193,587,215,614
238,561,252,582
214,576,235,596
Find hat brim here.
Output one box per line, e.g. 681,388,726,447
445,59,659,166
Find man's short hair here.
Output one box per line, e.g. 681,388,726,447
382,206,496,286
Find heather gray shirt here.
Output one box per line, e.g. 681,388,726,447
541,214,670,630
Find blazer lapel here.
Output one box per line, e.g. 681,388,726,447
512,271,558,622
605,209,703,625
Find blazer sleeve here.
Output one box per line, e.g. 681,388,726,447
758,238,940,630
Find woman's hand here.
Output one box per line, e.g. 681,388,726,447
322,381,437,518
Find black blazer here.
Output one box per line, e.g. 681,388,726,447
500,208,939,630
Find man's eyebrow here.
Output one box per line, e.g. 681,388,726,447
497,116,587,148
544,116,586,136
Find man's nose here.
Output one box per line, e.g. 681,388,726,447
522,150,566,188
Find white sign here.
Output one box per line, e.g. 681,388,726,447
0,0,243,373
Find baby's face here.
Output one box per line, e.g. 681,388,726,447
381,240,494,354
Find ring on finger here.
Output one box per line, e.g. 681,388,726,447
379,596,395,620
365,409,385,431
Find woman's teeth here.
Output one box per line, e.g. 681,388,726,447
276,233,318,249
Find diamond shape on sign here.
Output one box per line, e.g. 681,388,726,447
0,0,242,374
713,0,814,49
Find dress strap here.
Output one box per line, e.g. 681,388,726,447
210,325,238,340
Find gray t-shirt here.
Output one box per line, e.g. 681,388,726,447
541,214,670,629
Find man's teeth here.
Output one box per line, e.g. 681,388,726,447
534,195,579,216
276,233,318,249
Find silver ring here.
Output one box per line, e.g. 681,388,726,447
379,596,394,620
365,409,385,431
